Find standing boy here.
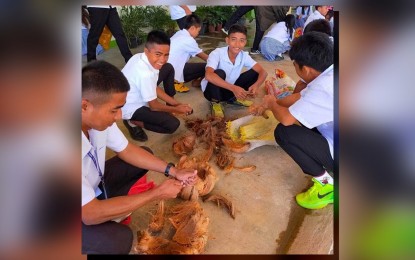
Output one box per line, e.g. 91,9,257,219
121,30,193,141
168,14,208,93
251,32,334,210
201,24,267,118
82,60,196,254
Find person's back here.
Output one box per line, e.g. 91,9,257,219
260,14,295,61
168,14,207,89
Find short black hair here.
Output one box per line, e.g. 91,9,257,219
145,30,170,49
304,19,332,36
289,31,333,72
184,14,201,30
82,60,130,104
228,24,247,37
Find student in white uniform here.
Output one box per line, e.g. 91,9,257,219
251,32,334,210
201,24,267,118
168,14,208,93
81,60,197,254
304,5,330,28
259,14,295,61
169,5,197,30
121,30,193,141
295,5,312,29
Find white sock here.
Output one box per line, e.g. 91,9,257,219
315,171,333,185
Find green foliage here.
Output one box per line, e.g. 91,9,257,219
144,6,176,32
195,6,237,26
119,6,147,46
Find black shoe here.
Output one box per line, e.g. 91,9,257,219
123,120,148,142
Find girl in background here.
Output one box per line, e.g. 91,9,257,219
259,14,295,61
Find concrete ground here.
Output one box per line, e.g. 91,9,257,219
82,26,333,254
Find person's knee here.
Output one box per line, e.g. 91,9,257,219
214,69,226,79
162,63,174,74
166,118,180,134
113,224,133,254
274,124,287,145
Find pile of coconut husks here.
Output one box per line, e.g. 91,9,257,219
135,114,278,254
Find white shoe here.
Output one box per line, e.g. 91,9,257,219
221,28,228,35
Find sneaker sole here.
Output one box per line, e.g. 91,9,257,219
295,197,333,209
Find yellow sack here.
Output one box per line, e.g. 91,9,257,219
99,25,112,50
225,110,279,153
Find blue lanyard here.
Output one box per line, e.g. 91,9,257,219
87,149,108,199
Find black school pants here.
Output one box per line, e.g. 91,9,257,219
275,124,333,176
82,148,151,254
87,7,133,63
203,69,258,102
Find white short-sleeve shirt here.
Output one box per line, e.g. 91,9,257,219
169,5,197,20
168,29,203,82
263,21,292,43
289,65,334,158
82,123,128,206
201,46,257,92
121,53,159,120
304,10,326,28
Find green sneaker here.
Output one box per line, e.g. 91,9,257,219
296,178,334,209
228,99,253,107
211,102,224,118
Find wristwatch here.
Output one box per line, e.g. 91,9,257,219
164,162,175,177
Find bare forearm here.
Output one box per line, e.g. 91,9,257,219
205,71,235,92
156,87,179,106
196,52,209,61
276,92,300,107
82,189,160,225
268,102,298,126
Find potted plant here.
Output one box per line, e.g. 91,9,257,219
119,6,147,48
144,6,177,36
194,6,210,35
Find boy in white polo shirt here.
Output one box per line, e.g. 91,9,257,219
81,60,196,254
251,32,334,210
304,5,330,28
168,14,208,93
201,24,268,117
121,30,193,141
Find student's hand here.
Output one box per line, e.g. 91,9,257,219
248,84,260,97
263,94,277,108
175,104,193,115
155,179,183,199
249,104,267,116
171,168,197,186
232,85,249,100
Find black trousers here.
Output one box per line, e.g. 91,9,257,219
223,6,254,30
87,7,133,62
131,106,180,134
158,63,176,96
82,149,151,254
274,124,333,176
183,62,206,82
203,69,258,102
